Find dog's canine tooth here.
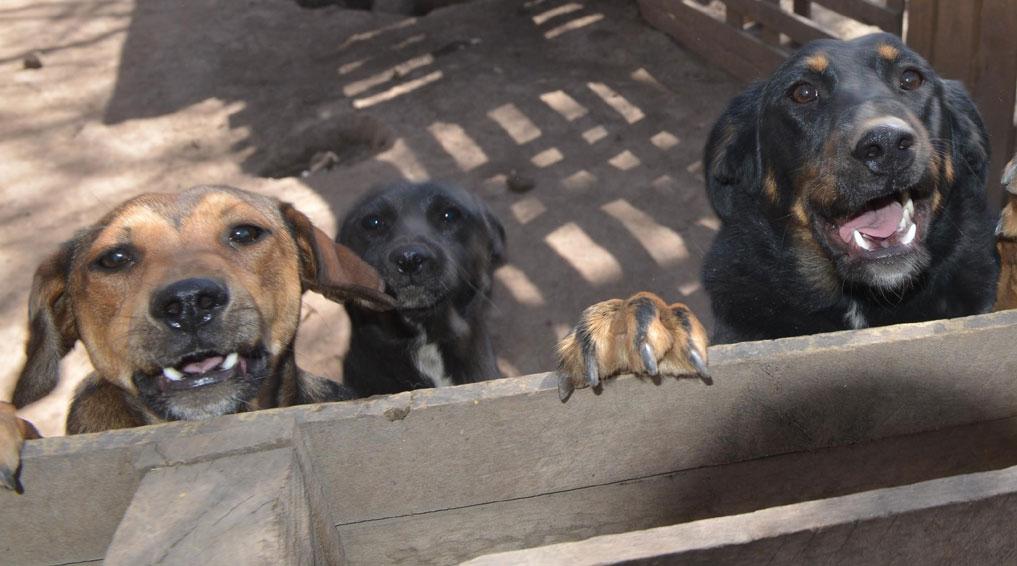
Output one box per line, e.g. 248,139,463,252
853,230,873,250
221,352,239,371
162,367,184,381
898,212,908,233
901,222,917,246
904,197,915,217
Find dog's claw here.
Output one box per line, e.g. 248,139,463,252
690,347,712,385
0,467,23,494
640,341,658,375
557,371,575,402
583,342,600,388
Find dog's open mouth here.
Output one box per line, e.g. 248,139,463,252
826,191,929,259
156,346,268,392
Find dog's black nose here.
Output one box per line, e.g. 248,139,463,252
390,245,433,275
151,278,229,332
853,123,916,175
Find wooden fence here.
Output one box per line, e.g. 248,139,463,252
6,309,1017,564
639,0,1017,209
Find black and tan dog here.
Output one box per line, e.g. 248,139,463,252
557,34,997,397
337,181,505,396
0,185,393,492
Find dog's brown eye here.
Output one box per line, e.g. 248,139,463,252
900,69,923,91
95,247,135,271
361,215,385,231
789,82,818,104
228,225,265,245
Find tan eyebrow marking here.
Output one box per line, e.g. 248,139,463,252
805,53,829,72
877,43,899,61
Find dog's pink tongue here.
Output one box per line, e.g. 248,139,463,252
837,201,903,243
183,356,223,374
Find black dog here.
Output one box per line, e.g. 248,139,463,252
702,33,997,343
337,181,506,396
553,33,997,395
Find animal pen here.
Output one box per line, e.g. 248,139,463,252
6,2,1017,564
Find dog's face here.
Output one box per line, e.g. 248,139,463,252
707,33,988,291
17,186,390,421
338,182,505,312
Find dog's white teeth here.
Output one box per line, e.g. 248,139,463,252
162,367,184,381
901,222,917,246
221,352,239,371
904,197,915,217
898,212,908,233
853,230,873,251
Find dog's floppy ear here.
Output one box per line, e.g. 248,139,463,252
943,79,990,189
13,242,78,408
482,208,506,267
704,82,764,221
280,202,395,311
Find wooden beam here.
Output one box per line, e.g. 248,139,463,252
339,416,1017,564
105,449,317,565
639,0,787,81
7,310,1017,563
466,463,1017,565
723,0,835,45
809,0,902,32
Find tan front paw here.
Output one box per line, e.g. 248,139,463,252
555,292,710,401
0,402,40,494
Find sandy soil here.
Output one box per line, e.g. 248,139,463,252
0,0,743,435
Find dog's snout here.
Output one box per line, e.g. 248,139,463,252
853,123,916,175
150,278,229,332
389,245,434,275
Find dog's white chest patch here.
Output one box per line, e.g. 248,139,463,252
413,338,452,388
844,301,869,330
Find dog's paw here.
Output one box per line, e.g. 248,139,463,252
555,292,710,401
0,402,40,494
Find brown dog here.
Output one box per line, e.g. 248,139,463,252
0,185,393,492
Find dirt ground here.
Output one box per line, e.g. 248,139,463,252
1,0,748,436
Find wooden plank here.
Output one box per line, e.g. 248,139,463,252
723,0,835,45
0,410,298,565
929,0,981,84
639,0,787,81
466,464,1017,565
299,310,1017,526
642,3,767,81
338,415,1017,565
971,0,1017,209
757,0,781,45
0,443,142,565
105,448,316,565
905,0,938,59
724,3,745,29
809,0,902,32
7,309,1017,563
